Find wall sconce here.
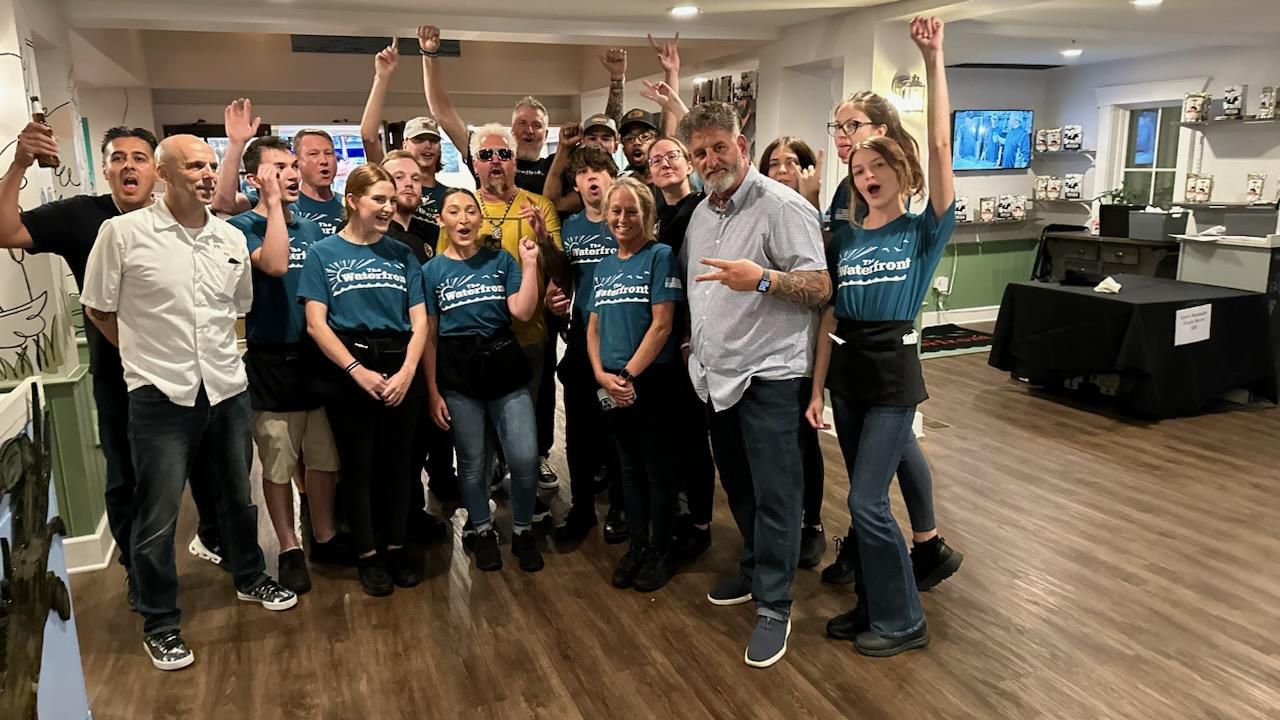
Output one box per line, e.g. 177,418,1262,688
890,74,926,113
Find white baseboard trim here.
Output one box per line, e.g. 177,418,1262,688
65,513,116,574
921,304,1001,329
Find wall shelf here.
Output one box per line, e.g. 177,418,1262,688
957,218,1035,227
1037,198,1089,205
1033,150,1095,158
1180,116,1277,129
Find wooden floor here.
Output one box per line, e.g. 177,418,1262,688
70,354,1280,720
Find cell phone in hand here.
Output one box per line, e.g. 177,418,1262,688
597,388,617,411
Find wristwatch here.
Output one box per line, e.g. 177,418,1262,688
756,270,773,294
618,368,634,382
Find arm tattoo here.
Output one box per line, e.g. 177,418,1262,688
768,270,831,308
605,80,624,124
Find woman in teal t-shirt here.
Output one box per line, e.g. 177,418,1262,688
297,164,426,598
806,17,955,658
422,188,545,573
587,177,685,592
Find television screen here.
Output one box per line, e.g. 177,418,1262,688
952,110,1034,171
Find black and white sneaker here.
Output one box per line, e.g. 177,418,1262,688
532,497,552,523
143,629,194,671
537,456,559,490
236,576,298,611
188,534,226,570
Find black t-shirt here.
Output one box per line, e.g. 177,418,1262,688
655,190,705,260
466,146,557,195
21,194,124,383
386,215,440,264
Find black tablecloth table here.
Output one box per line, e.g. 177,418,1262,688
989,274,1277,419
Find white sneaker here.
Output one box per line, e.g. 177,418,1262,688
188,535,223,567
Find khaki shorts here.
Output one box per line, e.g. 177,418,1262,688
252,409,340,484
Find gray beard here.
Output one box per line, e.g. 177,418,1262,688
485,177,512,197
704,166,742,196
516,145,541,162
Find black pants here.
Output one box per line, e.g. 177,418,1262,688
96,369,220,574
801,402,825,527
411,388,459,507
536,313,559,457
677,370,717,526
559,327,621,515
606,363,682,549
324,380,423,555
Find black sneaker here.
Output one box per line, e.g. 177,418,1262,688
357,555,394,597
820,531,858,585
236,576,299,610
125,575,138,613
277,548,311,595
299,493,313,551
799,524,827,569
386,547,423,588
408,508,449,543
511,531,544,572
143,629,194,671
532,497,553,524
634,548,673,592
537,456,559,490
603,507,628,544
854,621,930,657
310,533,356,566
673,518,711,562
553,505,598,544
911,536,964,591
825,599,870,640
611,545,647,589
474,529,502,571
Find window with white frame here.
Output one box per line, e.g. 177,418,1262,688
1121,105,1181,207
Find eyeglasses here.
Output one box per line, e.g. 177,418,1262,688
647,150,684,168
623,131,658,144
827,119,874,137
476,148,514,162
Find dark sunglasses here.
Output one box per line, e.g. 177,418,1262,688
477,148,514,162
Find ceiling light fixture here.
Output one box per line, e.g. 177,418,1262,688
1131,0,1164,7
669,5,702,17
1061,48,1083,58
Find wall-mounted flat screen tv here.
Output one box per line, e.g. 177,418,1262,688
952,109,1034,171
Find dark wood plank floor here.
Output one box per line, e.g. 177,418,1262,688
70,354,1280,720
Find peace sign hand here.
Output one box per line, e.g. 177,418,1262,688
695,257,766,293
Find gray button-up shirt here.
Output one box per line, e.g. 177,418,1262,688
683,165,826,411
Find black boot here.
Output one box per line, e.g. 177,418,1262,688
911,536,964,591
820,529,858,585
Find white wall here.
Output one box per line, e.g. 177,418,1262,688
1046,46,1280,204
77,86,157,188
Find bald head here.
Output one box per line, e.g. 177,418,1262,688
156,134,217,206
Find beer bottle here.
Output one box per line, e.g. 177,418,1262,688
29,96,60,169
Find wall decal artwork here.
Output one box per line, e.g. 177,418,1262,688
0,249,63,384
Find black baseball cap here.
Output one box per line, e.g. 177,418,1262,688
619,108,657,135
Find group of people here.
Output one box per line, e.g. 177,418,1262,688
0,16,963,673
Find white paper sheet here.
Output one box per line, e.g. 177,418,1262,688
1174,304,1212,347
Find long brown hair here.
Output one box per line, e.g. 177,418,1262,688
757,136,818,176
341,164,394,224
848,136,915,224
838,91,924,199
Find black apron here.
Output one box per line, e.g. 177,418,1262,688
825,319,928,407
245,341,318,412
307,329,424,400
436,327,531,400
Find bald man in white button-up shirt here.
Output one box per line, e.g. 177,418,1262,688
82,135,297,672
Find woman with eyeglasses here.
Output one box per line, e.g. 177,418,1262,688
814,53,965,600
645,135,716,562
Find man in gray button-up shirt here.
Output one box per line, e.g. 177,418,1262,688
678,102,831,669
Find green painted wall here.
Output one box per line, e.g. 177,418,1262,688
921,238,1040,314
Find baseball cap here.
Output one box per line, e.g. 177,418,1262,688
403,116,441,140
583,113,618,135
619,108,657,135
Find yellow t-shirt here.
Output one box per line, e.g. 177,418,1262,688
437,188,563,347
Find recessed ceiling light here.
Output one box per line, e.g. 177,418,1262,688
1061,48,1083,58
1132,0,1163,7
669,5,701,17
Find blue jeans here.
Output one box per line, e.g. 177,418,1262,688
706,377,807,620
127,385,266,637
443,387,539,531
898,435,936,533
831,398,925,638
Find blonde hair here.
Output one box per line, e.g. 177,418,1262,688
604,177,656,243
341,164,394,222
469,123,517,160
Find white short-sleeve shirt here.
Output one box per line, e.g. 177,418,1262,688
81,199,253,407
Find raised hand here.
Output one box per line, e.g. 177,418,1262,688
695,257,766,292
417,25,441,55
599,47,627,79
257,162,282,205
375,38,399,77
519,201,549,242
518,236,540,266
559,122,583,150
640,80,683,114
910,16,944,54
797,149,823,201
647,33,680,75
12,122,58,169
224,98,261,145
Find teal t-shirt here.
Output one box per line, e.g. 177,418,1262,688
561,211,617,322
295,193,345,236
228,210,326,344
829,201,957,322
422,249,522,337
297,234,425,332
587,241,684,370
